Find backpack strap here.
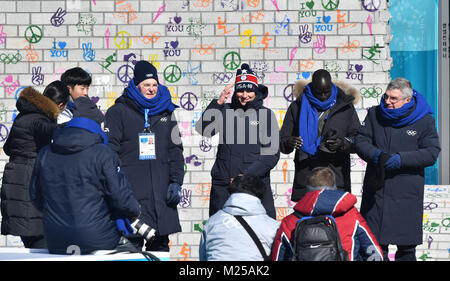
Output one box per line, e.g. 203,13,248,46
234,215,271,261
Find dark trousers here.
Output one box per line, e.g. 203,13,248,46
20,235,46,249
380,244,417,261
209,184,276,219
127,235,170,252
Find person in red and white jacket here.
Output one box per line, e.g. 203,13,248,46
272,167,383,261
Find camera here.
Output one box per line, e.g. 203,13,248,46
129,218,156,241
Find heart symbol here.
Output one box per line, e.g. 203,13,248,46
5,75,13,83
306,0,314,10
355,64,363,72
302,72,311,79
170,40,179,49
174,16,182,24
58,42,67,49
90,96,99,104
323,16,331,24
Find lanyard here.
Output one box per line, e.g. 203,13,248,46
143,109,167,133
144,109,150,129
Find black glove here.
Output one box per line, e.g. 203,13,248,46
325,138,344,152
283,136,303,150
323,129,343,152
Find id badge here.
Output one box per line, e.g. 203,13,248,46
139,132,156,160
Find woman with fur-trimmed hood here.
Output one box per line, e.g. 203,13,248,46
1,82,69,248
280,69,360,202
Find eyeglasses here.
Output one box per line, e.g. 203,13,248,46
382,93,404,103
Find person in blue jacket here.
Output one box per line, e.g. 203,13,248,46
104,60,184,252
195,63,280,219
29,97,140,254
355,78,441,261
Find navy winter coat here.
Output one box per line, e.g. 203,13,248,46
1,87,60,237
104,93,184,236
279,80,361,201
195,85,280,218
29,125,140,254
355,106,440,245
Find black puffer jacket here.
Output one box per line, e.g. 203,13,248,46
1,87,60,236
280,80,361,201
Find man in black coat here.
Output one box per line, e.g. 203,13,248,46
29,97,140,254
355,78,440,261
104,61,184,252
195,63,280,219
280,69,361,201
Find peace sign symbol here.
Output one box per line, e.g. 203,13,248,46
24,25,43,44
114,31,132,50
321,0,340,11
362,0,381,12
0,123,10,143
117,64,134,84
283,84,295,102
180,92,198,111
164,64,182,83
223,51,241,71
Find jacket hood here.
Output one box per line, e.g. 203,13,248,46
294,190,357,217
17,87,60,120
222,193,268,216
51,126,104,154
293,79,360,104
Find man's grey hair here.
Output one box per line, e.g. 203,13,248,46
386,78,413,99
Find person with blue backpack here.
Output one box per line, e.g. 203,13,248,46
272,167,383,261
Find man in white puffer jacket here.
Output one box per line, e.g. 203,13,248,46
199,174,279,261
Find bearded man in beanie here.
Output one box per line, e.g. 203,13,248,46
355,78,440,261
104,60,184,252
29,97,140,254
195,63,279,218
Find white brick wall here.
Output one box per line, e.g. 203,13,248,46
0,0,448,261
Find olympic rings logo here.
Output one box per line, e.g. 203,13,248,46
360,86,383,98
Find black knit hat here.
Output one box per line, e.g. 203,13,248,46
234,63,258,93
133,60,159,86
72,96,105,125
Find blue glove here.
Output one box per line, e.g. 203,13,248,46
167,182,182,206
115,218,133,235
372,149,382,164
384,154,401,170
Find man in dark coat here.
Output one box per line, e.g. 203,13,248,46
195,63,280,219
1,84,68,248
280,69,361,202
29,97,140,254
104,61,184,251
355,78,440,261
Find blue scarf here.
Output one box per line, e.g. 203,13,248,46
125,79,177,116
379,90,433,127
66,117,108,145
299,83,338,156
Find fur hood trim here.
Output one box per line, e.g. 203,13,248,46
293,79,360,104
19,87,60,120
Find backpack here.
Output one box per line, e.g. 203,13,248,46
291,212,348,261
